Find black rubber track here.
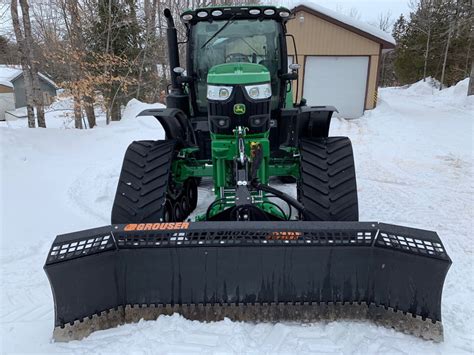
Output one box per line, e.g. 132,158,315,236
298,137,359,221
111,140,178,224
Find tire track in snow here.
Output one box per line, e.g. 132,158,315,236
67,164,121,224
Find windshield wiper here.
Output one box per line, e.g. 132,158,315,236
200,15,236,49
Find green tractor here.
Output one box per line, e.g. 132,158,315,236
44,6,451,342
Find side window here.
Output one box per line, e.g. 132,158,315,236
43,92,51,105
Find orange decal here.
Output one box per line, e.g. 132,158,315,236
124,224,137,231
123,222,190,232
266,231,301,240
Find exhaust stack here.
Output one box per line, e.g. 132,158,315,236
164,8,181,93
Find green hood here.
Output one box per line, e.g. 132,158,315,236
207,63,270,85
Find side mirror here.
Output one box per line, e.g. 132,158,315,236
289,63,300,71
173,66,192,84
281,72,298,81
177,75,193,84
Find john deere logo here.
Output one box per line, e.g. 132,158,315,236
233,103,246,115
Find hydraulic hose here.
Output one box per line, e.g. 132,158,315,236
251,181,312,220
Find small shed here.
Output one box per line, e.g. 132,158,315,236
288,3,395,118
0,65,58,121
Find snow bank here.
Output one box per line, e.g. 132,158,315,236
0,97,166,129
404,77,440,95
437,78,473,108
390,77,473,110
122,98,165,120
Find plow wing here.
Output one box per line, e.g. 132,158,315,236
44,221,451,342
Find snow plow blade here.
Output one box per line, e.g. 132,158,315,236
44,221,451,342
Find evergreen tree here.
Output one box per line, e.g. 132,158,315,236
393,0,472,86
85,0,143,121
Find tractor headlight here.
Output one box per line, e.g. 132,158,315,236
207,85,233,101
245,83,272,100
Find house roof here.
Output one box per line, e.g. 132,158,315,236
0,65,58,89
0,80,14,88
291,2,396,49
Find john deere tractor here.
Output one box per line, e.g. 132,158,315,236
44,6,451,342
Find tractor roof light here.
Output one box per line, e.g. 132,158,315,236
279,11,290,18
249,9,261,15
182,13,193,21
263,9,275,16
173,67,185,74
211,10,223,17
197,11,208,18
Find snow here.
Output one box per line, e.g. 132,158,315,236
1,97,165,129
291,1,396,45
122,98,166,121
0,65,23,82
1,83,473,353
0,80,13,88
397,77,473,110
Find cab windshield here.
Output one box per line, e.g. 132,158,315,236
191,19,281,113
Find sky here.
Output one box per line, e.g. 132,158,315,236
285,0,411,25
1,0,413,38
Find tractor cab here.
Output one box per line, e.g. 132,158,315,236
162,6,302,158
181,6,292,114
188,13,286,114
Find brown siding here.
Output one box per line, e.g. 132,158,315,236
0,84,13,94
366,54,380,109
287,11,380,56
286,10,381,110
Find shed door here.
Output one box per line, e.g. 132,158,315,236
303,56,369,118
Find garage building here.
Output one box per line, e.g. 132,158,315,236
288,3,395,118
0,65,58,121
0,81,15,122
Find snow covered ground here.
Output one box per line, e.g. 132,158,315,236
0,80,472,354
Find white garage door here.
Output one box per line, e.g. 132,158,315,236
303,56,369,118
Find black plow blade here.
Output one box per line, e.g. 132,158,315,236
44,221,451,342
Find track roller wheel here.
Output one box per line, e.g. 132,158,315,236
180,194,190,216
163,200,173,222
186,178,198,211
173,200,184,221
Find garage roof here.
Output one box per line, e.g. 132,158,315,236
292,2,396,49
0,65,58,89
0,80,14,88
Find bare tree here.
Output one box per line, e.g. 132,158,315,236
348,7,362,21
376,11,394,33
468,60,473,96
11,0,46,128
335,4,361,20
440,24,452,90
